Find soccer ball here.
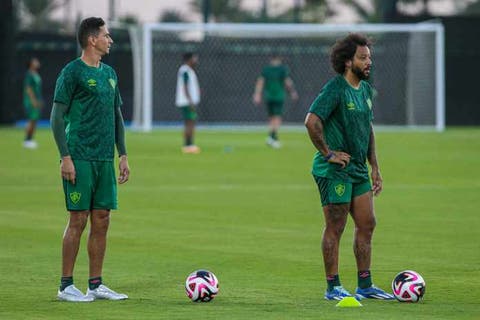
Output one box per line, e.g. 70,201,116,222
392,270,426,302
185,270,219,302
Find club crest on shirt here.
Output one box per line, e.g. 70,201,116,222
334,184,345,197
367,98,372,109
109,78,116,89
87,79,97,87
346,102,356,110
70,192,81,204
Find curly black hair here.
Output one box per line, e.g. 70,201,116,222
330,33,372,74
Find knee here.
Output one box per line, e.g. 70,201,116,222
91,212,110,234
66,213,88,235
325,222,347,238
356,217,376,235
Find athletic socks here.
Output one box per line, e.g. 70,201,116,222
185,136,193,146
59,276,73,291
358,270,373,289
326,274,341,291
269,130,278,141
88,276,103,290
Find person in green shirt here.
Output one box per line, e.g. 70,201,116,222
305,33,394,301
253,55,298,148
23,57,43,149
50,17,130,302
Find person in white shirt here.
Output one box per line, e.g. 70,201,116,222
176,52,201,154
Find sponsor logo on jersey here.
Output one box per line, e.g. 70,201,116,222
87,79,97,87
70,192,81,204
367,98,372,109
347,102,356,110
109,78,116,89
334,184,346,197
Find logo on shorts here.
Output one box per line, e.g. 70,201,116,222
334,184,346,197
109,78,116,89
70,192,81,204
87,79,97,87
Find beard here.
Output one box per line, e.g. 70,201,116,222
352,65,369,80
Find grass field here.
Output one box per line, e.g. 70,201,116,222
0,127,479,319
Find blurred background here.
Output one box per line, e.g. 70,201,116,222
1,0,480,127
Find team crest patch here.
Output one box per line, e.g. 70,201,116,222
87,79,96,87
109,78,116,89
347,102,356,110
70,192,81,204
334,184,346,197
367,98,372,109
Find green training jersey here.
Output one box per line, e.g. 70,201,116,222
23,71,42,108
309,75,374,182
53,58,122,161
261,64,289,102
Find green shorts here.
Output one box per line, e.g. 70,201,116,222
313,175,371,206
62,160,117,211
24,104,41,121
266,101,284,116
179,106,197,121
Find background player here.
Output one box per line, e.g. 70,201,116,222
175,52,201,154
304,33,394,301
253,55,298,148
23,57,43,149
51,17,130,302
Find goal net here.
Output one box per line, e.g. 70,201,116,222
132,22,444,131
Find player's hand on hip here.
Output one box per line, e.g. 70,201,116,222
118,155,130,184
61,156,76,185
371,169,383,196
328,151,351,169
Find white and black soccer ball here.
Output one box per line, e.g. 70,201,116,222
185,270,219,302
392,270,426,302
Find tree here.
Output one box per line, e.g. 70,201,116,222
19,0,65,31
159,10,187,23
118,14,139,25
190,0,248,22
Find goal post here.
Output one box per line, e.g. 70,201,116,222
133,22,445,132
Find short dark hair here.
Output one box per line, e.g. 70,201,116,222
26,57,37,69
77,17,105,49
330,33,372,74
183,52,195,62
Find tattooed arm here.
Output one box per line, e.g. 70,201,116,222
305,112,351,168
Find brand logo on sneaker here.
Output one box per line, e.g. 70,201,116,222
87,79,97,87
335,184,345,196
347,102,356,110
109,78,116,89
70,192,81,204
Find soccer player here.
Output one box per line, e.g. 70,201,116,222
253,55,298,148
50,17,130,302
175,52,201,154
305,33,394,301
23,57,43,149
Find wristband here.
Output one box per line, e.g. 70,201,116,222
323,151,335,161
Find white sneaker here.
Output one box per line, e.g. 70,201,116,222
182,145,201,154
23,140,38,149
271,140,282,149
86,284,128,300
266,136,274,146
57,284,94,302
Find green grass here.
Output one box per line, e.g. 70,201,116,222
0,127,479,319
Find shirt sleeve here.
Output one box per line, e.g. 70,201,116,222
308,81,340,121
53,67,76,107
